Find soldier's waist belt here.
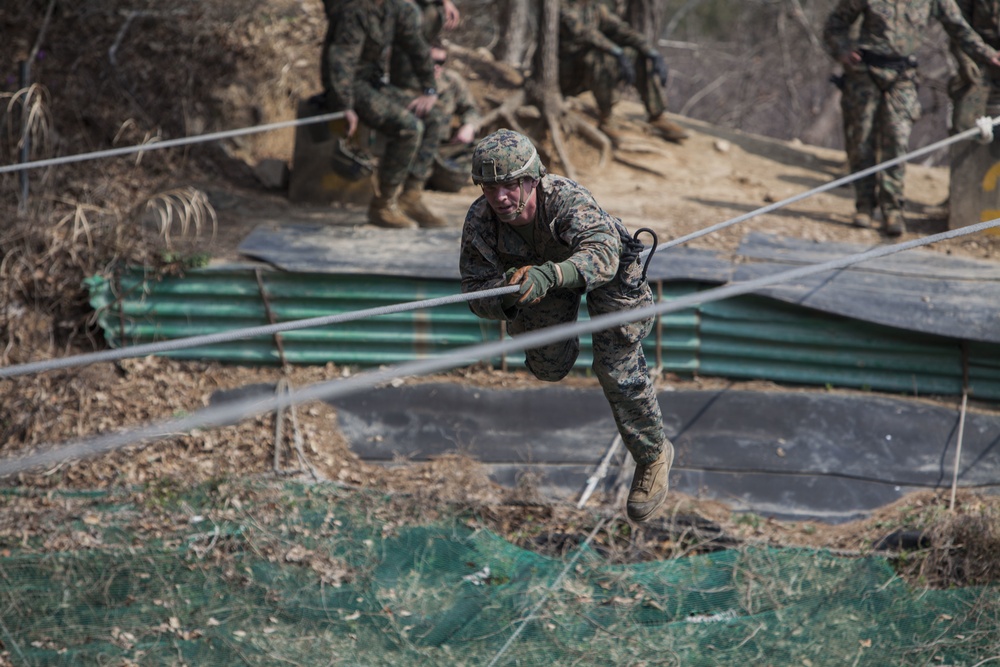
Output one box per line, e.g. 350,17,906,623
861,50,918,71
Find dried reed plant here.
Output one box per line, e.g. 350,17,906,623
1,83,53,163
133,186,218,249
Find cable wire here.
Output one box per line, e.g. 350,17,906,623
0,284,520,379
3,217,997,478
4,117,989,379
0,111,346,175
660,118,998,250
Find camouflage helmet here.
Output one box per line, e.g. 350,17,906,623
471,129,546,185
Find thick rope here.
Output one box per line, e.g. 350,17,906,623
5,117,993,378
0,284,519,379
660,116,999,250
0,112,346,175
2,217,997,478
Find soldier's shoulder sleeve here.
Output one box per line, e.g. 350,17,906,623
460,199,511,320
393,0,436,90
938,0,996,62
822,0,863,59
544,177,621,287
598,6,653,54
324,3,369,109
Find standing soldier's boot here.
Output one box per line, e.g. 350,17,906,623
883,210,905,237
648,113,690,143
368,184,418,229
598,115,625,145
853,204,875,228
626,440,674,522
399,180,448,228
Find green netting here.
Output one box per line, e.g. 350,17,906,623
0,482,996,666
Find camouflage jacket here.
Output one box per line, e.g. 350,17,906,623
559,0,653,57
824,0,998,64
323,0,435,110
437,68,481,128
460,175,633,322
955,0,1000,46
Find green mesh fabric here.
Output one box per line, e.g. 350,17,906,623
0,482,995,666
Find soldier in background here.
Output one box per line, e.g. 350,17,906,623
459,129,674,523
378,0,463,227
823,0,1000,237
322,0,449,229
426,42,482,192
947,1,1000,133
559,0,689,144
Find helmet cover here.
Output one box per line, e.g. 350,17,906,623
471,129,546,185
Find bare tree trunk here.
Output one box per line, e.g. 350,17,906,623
495,0,533,68
527,0,581,179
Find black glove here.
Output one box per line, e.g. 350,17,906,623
649,51,668,86
614,49,636,86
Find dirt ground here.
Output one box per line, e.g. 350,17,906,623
4,1,1000,580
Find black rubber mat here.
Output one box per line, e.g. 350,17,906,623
322,384,1000,523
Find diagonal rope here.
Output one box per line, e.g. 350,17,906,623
0,284,519,379
5,115,994,379
2,217,997,478
659,119,997,249
0,111,346,175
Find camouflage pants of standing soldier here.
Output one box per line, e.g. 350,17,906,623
506,258,666,466
559,46,666,122
353,81,451,188
840,67,920,216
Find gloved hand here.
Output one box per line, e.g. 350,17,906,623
508,262,562,306
648,51,668,86
613,49,636,86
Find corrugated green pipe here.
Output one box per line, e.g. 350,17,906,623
85,269,1000,401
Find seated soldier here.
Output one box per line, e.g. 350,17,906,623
426,42,482,192
559,0,689,144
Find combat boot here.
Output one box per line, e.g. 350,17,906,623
399,183,448,228
626,440,674,522
598,118,625,145
648,114,690,143
883,210,905,238
852,207,874,229
368,185,418,229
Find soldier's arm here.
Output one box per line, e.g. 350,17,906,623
324,6,367,111
395,0,437,93
559,6,622,55
460,202,513,321
597,7,655,56
822,0,864,63
546,182,622,290
937,0,1000,66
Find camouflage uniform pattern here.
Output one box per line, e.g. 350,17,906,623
559,0,666,121
390,0,446,91
427,68,481,190
824,0,999,215
949,0,1000,132
322,0,446,187
459,174,667,465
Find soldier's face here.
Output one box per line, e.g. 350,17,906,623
482,179,537,223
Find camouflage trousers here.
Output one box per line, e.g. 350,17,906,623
840,67,920,215
507,261,667,465
353,81,450,188
559,46,666,122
